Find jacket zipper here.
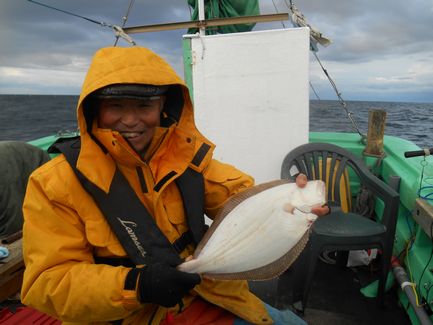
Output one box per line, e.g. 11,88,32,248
148,306,158,325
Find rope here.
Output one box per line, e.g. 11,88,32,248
406,238,421,307
27,0,136,46
113,26,136,46
270,0,287,28
418,159,433,200
418,222,433,305
312,51,366,142
309,82,321,100
282,0,366,143
27,0,110,27
114,0,136,46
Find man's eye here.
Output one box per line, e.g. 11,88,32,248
108,104,123,109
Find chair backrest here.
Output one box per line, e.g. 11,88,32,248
281,143,399,229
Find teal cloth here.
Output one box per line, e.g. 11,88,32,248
0,141,50,237
234,303,307,325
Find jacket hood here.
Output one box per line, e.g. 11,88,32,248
78,46,195,134
75,46,214,192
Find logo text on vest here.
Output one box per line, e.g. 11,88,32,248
117,218,147,258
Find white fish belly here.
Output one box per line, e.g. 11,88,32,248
178,181,325,275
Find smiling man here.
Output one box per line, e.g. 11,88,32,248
94,85,167,156
21,46,314,325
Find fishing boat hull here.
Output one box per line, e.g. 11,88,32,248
23,130,431,325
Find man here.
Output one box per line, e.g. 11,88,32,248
21,46,327,324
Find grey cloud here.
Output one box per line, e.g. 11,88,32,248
264,0,433,64
1,0,432,101
0,0,190,71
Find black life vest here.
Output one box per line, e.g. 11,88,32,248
48,137,210,267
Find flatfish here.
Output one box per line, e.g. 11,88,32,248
177,179,326,280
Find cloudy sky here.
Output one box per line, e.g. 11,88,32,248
1,0,432,103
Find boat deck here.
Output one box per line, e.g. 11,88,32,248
0,238,412,324
0,238,24,304
249,257,411,325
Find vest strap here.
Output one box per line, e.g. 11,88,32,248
49,137,207,266
172,231,194,254
176,168,206,244
51,138,179,266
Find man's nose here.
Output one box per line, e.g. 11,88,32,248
120,108,139,126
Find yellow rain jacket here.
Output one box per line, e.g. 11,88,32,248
21,46,272,324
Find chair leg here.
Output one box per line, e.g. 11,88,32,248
289,244,309,315
301,241,322,312
378,246,392,307
336,250,349,268
291,243,309,303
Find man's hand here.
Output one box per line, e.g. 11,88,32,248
132,263,201,307
310,204,330,217
295,173,330,217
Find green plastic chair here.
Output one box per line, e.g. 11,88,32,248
280,142,400,312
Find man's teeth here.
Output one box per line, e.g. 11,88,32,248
121,132,142,138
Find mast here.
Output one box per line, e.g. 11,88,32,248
198,0,205,36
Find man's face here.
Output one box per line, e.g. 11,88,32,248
97,96,165,154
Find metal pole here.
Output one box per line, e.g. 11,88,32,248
393,265,433,325
124,13,289,34
198,0,205,36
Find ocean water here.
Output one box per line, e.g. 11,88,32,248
310,100,433,149
1,95,78,142
1,95,432,149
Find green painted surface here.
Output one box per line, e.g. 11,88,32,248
310,131,433,322
28,132,78,158
187,0,259,35
182,37,194,101
29,130,432,323
28,134,59,152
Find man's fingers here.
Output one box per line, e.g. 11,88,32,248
295,173,308,188
311,205,330,217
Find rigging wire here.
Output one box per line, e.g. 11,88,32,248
309,81,321,100
417,159,433,200
282,0,366,142
27,0,136,45
417,222,433,305
270,0,286,28
114,0,136,46
312,51,365,141
187,2,193,17
27,0,111,27
405,212,433,308
399,157,433,308
426,283,433,306
405,238,422,307
271,1,322,100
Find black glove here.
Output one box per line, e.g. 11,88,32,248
129,263,201,307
